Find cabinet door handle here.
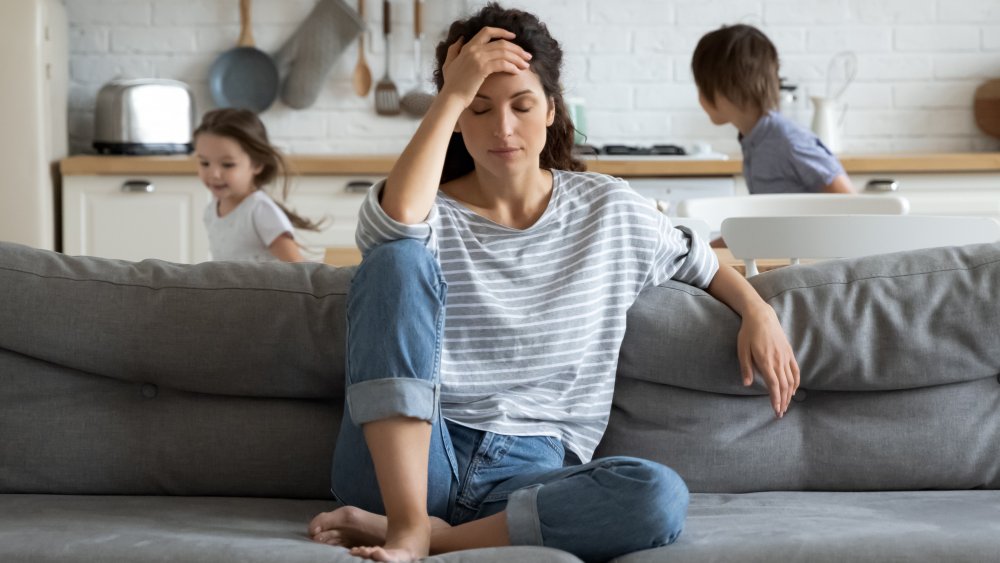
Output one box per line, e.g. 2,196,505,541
345,181,373,194
864,178,899,192
121,180,155,193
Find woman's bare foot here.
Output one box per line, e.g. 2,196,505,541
309,506,449,557
349,517,431,562
309,506,387,548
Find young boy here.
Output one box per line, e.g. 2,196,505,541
692,24,853,194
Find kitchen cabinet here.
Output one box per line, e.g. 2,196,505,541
63,174,210,263
285,176,379,261
59,154,1000,265
731,172,1000,218
851,173,1000,219
61,172,379,264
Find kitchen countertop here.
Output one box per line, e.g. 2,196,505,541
61,152,1000,177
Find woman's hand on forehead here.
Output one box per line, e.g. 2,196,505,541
440,26,533,107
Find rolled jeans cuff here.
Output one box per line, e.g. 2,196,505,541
505,484,544,546
346,378,439,425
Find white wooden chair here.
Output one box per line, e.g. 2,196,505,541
721,214,1000,277
645,197,712,242
676,194,910,234
669,217,712,242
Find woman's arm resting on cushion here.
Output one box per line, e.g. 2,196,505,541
706,265,800,417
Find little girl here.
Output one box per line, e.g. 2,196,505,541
193,108,321,262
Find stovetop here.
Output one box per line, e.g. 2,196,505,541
574,144,686,156
573,144,729,161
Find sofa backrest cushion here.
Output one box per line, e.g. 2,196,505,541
4,242,1000,496
599,243,1000,493
0,243,350,497
0,243,351,399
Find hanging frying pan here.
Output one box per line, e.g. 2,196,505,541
974,78,1000,139
209,0,279,113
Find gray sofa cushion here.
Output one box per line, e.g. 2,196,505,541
0,349,340,497
0,242,350,497
3,240,1000,503
617,491,1000,563
0,242,352,399
600,243,1000,492
0,495,582,563
3,492,996,563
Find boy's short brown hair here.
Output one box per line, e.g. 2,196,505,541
691,24,780,114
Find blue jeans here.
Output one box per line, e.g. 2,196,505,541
331,239,689,563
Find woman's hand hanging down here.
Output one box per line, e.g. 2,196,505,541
706,264,800,418
736,303,800,418
380,28,532,225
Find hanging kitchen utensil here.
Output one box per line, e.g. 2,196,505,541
400,0,435,116
374,0,400,115
973,78,1000,139
209,0,280,113
352,0,373,96
273,0,364,109
825,51,857,101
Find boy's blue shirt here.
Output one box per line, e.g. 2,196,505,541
739,111,845,194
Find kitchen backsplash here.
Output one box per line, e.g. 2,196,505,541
66,0,1000,155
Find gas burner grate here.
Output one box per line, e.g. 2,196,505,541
573,144,688,156
602,144,687,156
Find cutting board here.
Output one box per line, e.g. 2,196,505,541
974,78,1000,138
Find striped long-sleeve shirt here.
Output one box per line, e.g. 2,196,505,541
356,170,719,462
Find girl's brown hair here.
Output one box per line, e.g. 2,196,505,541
691,24,780,115
193,108,322,231
432,2,584,184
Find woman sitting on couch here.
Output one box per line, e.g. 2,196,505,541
308,3,799,562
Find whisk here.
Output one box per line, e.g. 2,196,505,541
825,51,857,101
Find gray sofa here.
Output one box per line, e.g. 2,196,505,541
1,240,999,563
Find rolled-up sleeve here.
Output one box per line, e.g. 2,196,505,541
649,213,719,289
355,179,439,257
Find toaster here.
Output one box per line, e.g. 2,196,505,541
93,78,196,155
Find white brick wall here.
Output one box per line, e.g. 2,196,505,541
67,0,1000,155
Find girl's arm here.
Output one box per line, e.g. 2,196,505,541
380,28,532,225
706,264,800,418
269,233,306,262
823,173,854,193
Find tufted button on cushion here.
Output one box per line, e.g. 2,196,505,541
141,383,158,399
792,389,807,403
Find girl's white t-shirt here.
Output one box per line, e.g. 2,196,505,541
203,190,294,261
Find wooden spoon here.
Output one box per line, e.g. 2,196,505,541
352,0,373,97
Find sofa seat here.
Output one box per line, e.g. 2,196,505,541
4,491,998,562
0,495,579,562
623,491,1000,563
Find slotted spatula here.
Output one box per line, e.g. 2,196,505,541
374,0,400,115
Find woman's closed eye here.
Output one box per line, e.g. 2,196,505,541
470,105,534,115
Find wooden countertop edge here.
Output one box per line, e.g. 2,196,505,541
837,153,1000,172
61,152,1000,176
